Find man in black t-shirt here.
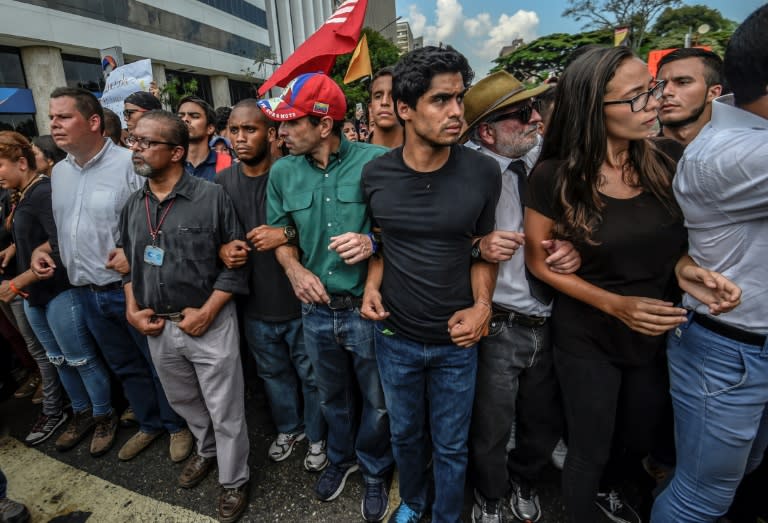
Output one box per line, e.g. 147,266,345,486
361,46,501,523
216,99,327,473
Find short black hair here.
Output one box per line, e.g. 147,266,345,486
392,46,474,111
724,4,768,106
177,95,216,127
214,106,232,133
50,87,105,133
369,67,394,96
308,115,343,137
657,48,724,88
32,134,66,164
230,99,276,129
139,110,190,163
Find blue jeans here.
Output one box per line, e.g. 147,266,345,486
75,287,184,433
651,316,768,523
375,326,478,523
24,289,112,416
301,303,392,479
243,316,326,442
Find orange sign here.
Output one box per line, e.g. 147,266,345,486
648,46,712,77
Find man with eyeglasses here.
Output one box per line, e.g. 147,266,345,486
120,110,251,523
462,71,580,523
123,90,162,134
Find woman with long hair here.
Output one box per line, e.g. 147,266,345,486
0,131,113,453
524,46,688,522
30,135,65,177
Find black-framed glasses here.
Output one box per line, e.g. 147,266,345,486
486,99,543,125
123,108,147,119
604,80,666,112
125,135,178,150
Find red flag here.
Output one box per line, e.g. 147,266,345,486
258,0,369,95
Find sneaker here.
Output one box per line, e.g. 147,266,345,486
595,490,641,523
119,406,138,427
304,440,329,472
55,408,95,451
169,428,194,463
90,411,118,457
13,372,40,399
551,438,568,471
472,489,503,523
314,462,359,501
509,478,541,522
389,501,421,523
268,431,305,462
25,410,68,446
0,496,30,523
118,430,163,461
642,455,673,485
30,382,44,405
361,479,389,522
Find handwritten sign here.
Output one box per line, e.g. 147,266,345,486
100,59,153,128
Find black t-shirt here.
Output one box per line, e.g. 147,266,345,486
215,164,300,322
0,189,18,279
526,140,687,366
12,178,71,307
362,144,501,344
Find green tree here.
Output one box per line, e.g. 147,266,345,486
492,29,613,81
158,77,199,110
329,27,401,118
562,0,681,49
651,4,736,36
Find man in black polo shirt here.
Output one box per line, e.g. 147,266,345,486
361,46,501,523
119,110,250,523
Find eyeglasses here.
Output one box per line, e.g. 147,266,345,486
485,99,543,125
125,135,178,150
603,80,666,112
123,108,147,119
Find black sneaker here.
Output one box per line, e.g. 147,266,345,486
595,490,641,523
472,489,503,523
509,478,541,522
314,462,359,501
24,411,69,446
361,478,388,522
0,496,30,523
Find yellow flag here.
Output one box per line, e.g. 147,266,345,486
344,34,373,84
614,27,630,47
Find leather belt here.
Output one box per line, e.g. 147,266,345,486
327,294,363,310
692,313,765,347
84,281,123,292
491,306,548,328
154,312,185,322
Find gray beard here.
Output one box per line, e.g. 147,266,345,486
133,163,156,178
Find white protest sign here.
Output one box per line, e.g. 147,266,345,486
100,59,153,128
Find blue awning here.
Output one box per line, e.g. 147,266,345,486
0,88,36,114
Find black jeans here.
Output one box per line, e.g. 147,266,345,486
555,348,668,523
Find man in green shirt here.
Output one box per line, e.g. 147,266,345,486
260,73,393,523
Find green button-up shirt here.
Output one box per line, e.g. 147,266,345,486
267,138,387,296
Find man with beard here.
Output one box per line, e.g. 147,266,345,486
120,111,250,523
216,99,327,472
367,67,404,148
177,96,230,180
656,48,724,146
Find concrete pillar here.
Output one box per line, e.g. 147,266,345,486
20,46,66,135
149,62,170,110
277,0,294,60
290,0,306,49
302,0,316,38
210,75,231,108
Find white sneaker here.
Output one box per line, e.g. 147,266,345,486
268,431,305,462
551,438,568,470
304,439,329,472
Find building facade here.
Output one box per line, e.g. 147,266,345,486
396,20,414,55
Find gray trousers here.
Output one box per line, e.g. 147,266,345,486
1,298,64,416
147,301,249,488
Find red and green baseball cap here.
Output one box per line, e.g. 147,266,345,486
258,72,346,121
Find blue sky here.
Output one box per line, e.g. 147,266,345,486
394,0,764,76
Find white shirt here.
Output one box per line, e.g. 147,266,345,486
674,94,768,334
51,139,143,286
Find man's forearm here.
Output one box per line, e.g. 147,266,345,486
275,244,304,276
201,289,232,318
471,260,498,306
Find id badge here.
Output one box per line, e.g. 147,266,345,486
144,245,165,266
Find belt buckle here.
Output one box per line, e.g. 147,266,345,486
328,296,350,310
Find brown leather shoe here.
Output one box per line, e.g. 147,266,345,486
13,372,41,399
31,382,44,405
55,408,95,451
118,430,163,461
218,481,249,523
90,411,118,457
169,428,194,463
178,453,216,488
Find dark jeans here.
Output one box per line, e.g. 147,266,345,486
469,317,562,499
375,326,477,523
555,347,668,523
75,287,184,433
0,467,6,499
301,302,392,479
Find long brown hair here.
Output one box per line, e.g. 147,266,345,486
538,46,679,244
0,131,38,230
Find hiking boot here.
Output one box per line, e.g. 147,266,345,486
509,478,541,522
595,490,641,523
25,410,68,446
179,454,216,488
361,478,389,522
13,372,40,399
55,408,95,451
389,501,421,523
472,489,503,523
118,430,163,461
119,406,138,427
304,440,329,472
268,431,305,462
169,428,194,463
30,382,44,405
90,411,118,457
0,496,30,523
218,481,249,523
314,462,359,501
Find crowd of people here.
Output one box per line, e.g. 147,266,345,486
1,4,767,523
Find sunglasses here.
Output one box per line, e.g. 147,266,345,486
486,99,543,125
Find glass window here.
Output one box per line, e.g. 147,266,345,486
229,79,260,104
165,70,213,109
62,55,105,94
0,114,38,138
0,46,26,88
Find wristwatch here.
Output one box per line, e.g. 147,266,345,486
283,225,297,240
471,238,482,259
